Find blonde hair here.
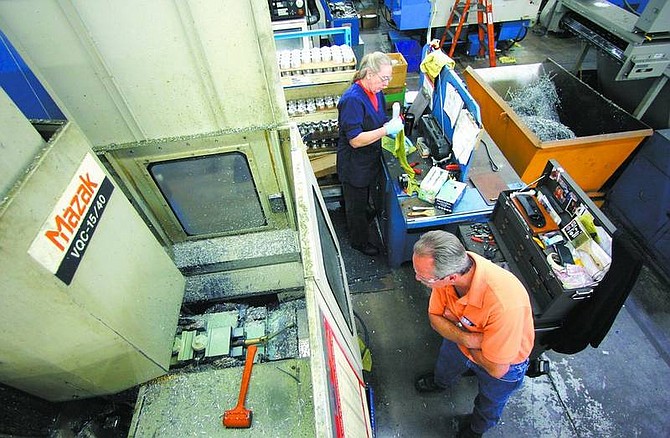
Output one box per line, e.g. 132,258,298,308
352,51,392,83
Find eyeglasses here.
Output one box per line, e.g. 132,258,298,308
374,71,392,83
415,272,448,284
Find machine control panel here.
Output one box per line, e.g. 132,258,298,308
269,0,306,21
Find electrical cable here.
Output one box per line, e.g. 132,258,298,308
514,173,545,192
514,25,529,43
623,0,641,15
546,252,566,272
378,0,399,31
306,0,320,26
481,139,500,172
426,0,439,45
535,0,551,27
353,310,371,352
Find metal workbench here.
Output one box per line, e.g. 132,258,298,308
381,129,523,268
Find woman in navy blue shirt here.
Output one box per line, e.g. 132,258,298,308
337,51,403,256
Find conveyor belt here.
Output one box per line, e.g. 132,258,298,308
561,14,625,62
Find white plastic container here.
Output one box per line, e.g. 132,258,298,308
320,46,332,62
311,47,322,63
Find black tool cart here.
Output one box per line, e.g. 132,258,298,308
460,160,642,375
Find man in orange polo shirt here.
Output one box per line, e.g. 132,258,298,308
412,230,535,438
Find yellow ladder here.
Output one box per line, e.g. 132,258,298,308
439,0,496,67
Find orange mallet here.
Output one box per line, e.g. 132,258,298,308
223,344,258,428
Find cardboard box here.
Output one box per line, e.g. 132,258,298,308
309,152,337,178
435,180,467,213
418,167,450,204
387,52,407,89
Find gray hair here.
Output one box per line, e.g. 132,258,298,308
352,51,392,83
413,230,472,278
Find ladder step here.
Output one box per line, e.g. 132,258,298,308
441,0,497,68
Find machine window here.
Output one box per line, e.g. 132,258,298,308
149,152,266,235
313,190,352,332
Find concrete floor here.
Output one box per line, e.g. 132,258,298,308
339,9,670,438
348,271,670,437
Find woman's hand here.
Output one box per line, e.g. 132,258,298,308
384,117,404,136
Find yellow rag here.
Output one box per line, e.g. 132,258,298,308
393,129,419,195
420,50,456,80
382,136,416,157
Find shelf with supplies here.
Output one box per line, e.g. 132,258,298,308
285,82,345,156
280,62,356,88
283,81,348,124
275,28,356,88
297,118,339,155
290,110,338,124
274,28,357,173
274,28,357,176
283,81,349,100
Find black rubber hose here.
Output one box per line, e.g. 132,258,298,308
515,24,529,42
354,310,371,349
623,0,641,15
306,0,321,25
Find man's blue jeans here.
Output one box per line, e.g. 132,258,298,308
434,339,529,434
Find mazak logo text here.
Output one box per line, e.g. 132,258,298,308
45,173,99,252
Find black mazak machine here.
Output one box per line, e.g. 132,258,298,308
0,2,372,436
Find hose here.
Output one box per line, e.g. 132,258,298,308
354,310,370,350
623,0,641,15
306,0,320,26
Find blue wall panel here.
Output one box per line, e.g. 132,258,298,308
0,30,65,120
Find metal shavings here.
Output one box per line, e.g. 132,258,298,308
266,300,302,360
505,74,576,142
209,356,240,368
171,299,303,370
202,303,238,314
172,228,300,270
134,358,315,436
177,230,303,300
92,122,286,153
522,116,576,141
183,272,231,302
176,317,205,332
244,306,268,322
506,74,560,120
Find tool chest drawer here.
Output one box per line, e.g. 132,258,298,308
482,160,620,328
490,192,593,327
462,160,643,356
